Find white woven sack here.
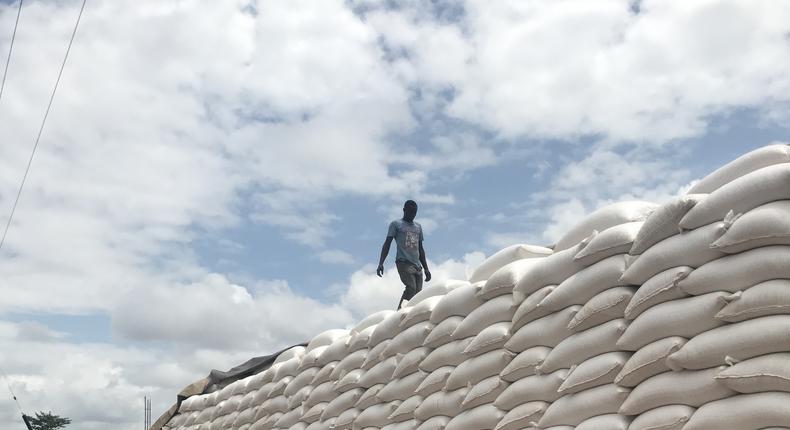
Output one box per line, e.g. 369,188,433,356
369,309,410,346
617,292,732,351
678,245,790,296
666,315,790,370
284,368,319,397
558,351,630,394
383,321,433,356
321,389,364,420
357,357,397,388
630,194,706,255
299,346,330,372
538,319,628,373
420,338,473,372
268,377,292,398
620,222,727,285
715,279,790,322
512,244,588,303
479,258,545,299
575,414,631,430
311,362,339,386
714,352,790,393
416,366,454,397
468,244,552,283
274,346,306,365
393,347,430,378
305,419,334,430
461,375,509,410
464,322,511,357
376,370,425,402
355,384,384,410
494,401,548,430
538,254,628,312
680,163,790,230
331,350,368,380
711,200,790,253
414,416,450,430
444,404,505,430
352,402,399,430
537,384,630,427
505,306,579,352
624,266,692,320
287,385,313,409
493,369,567,410
219,394,241,415
388,394,422,422
569,287,635,332
273,407,301,428
234,409,256,427
688,144,790,194
574,222,642,266
628,404,694,430
360,340,391,370
260,411,282,429
319,335,352,366
400,296,443,329
499,346,551,382
336,369,365,392
332,407,360,429
429,283,485,324
445,349,515,391
352,311,395,336
423,316,463,348
304,381,337,409
382,420,417,430
619,366,734,415
308,329,351,353
554,201,657,252
452,294,515,339
348,326,377,353
405,279,468,308
682,392,790,430
511,285,556,331
414,388,468,421
301,403,327,424
615,336,687,387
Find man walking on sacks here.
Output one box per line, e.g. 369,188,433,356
377,200,431,310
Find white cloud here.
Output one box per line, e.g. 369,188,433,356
365,0,790,143
536,146,692,244
317,249,356,265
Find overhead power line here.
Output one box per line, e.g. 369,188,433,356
0,0,87,252
0,1,88,428
0,0,24,105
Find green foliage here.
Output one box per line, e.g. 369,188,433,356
26,411,71,430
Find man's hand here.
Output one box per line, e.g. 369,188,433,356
377,264,385,277
424,270,431,282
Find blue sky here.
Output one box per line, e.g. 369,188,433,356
0,1,789,429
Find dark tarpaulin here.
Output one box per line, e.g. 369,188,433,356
151,342,307,430
205,342,307,390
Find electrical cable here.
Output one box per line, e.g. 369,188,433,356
0,0,87,253
0,0,24,105
0,1,88,427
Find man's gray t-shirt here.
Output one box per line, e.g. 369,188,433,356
387,219,423,269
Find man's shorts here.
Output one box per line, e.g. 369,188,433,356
396,261,423,301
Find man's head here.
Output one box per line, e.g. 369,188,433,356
403,200,418,222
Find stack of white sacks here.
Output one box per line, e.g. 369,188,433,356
162,144,790,430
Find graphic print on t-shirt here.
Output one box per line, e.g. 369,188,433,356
405,230,419,249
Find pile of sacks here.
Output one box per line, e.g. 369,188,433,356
161,144,790,430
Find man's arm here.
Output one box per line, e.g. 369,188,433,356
419,241,431,282
377,236,394,277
